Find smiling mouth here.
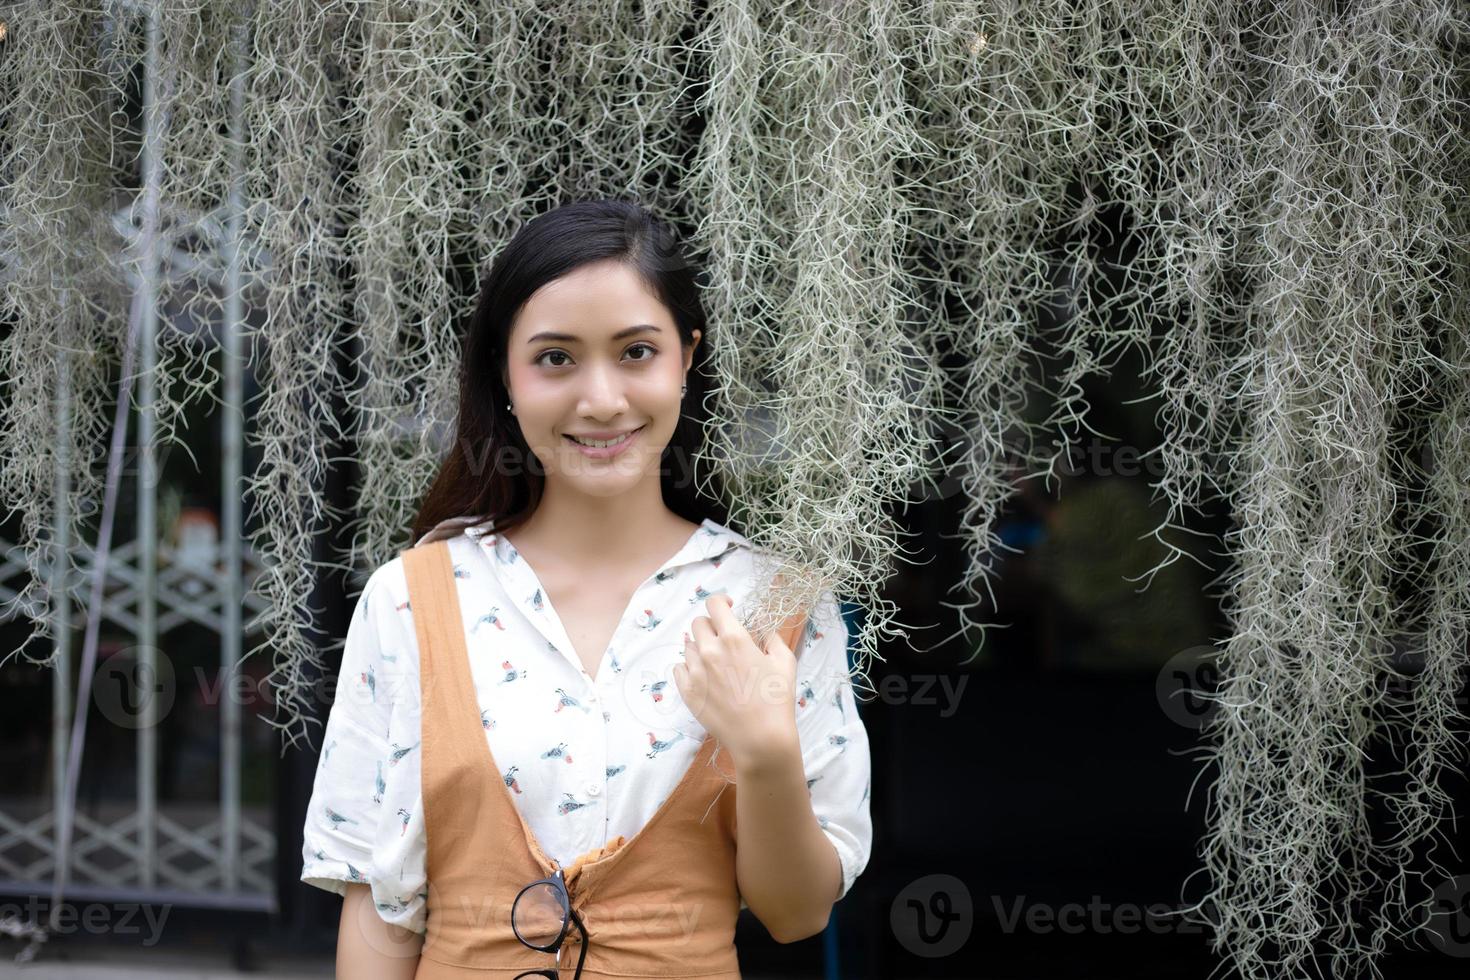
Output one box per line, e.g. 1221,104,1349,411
564,425,646,448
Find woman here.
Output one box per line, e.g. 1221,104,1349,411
301,199,871,978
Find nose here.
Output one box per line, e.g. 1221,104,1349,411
576,362,629,418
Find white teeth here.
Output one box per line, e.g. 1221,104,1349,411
570,430,634,448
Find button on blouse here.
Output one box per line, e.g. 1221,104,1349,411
300,516,872,935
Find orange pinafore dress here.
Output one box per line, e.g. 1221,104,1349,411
402,538,807,980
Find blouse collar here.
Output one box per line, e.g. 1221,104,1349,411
414,513,749,572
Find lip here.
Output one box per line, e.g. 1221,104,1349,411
564,424,645,459
566,427,642,440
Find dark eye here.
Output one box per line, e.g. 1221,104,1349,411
625,343,657,361
535,349,571,368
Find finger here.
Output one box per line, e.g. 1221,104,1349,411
688,625,722,667
673,660,694,700
705,593,737,629
678,644,707,690
763,629,793,658
689,615,717,645
705,595,755,652
674,658,711,716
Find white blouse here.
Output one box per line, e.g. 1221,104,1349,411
300,515,872,934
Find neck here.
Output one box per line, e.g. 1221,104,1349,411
509,478,690,568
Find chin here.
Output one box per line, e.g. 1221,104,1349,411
555,445,660,486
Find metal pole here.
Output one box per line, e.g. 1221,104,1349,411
136,0,161,891
220,14,249,895
50,326,73,896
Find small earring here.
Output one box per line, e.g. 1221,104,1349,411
681,383,688,396
506,402,514,413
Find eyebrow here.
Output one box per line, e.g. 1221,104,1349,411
526,324,662,344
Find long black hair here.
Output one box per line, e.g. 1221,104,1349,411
410,199,729,546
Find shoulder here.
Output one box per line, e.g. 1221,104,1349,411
702,519,817,571
414,513,494,547
359,534,479,610
355,555,409,621
703,521,794,584
710,530,845,630
696,518,759,558
694,525,841,620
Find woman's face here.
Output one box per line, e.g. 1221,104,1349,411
504,258,700,499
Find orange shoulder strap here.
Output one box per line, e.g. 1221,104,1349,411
776,611,807,655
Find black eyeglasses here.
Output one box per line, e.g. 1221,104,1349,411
512,866,588,980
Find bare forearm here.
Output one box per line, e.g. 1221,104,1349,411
734,729,842,943
337,883,423,979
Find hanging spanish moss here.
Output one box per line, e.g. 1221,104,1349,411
0,2,1466,977
1187,2,1470,974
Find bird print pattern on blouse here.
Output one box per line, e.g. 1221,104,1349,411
300,516,872,936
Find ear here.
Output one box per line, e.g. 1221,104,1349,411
683,329,702,374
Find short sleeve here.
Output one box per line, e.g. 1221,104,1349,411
300,562,429,933
793,591,872,902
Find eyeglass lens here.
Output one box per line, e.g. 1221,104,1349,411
513,880,567,949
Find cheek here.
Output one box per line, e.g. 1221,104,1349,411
508,375,560,417
643,369,687,405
